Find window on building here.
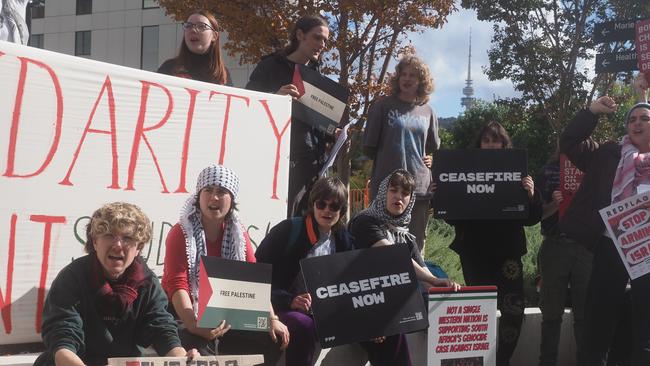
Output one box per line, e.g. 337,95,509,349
75,31,91,56
30,0,45,19
142,0,158,9
76,0,92,15
28,34,44,48
141,26,159,71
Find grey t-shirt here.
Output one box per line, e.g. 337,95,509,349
363,95,439,199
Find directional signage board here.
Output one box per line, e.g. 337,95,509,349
595,51,638,73
594,19,637,43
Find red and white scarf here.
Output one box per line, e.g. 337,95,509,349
611,135,650,203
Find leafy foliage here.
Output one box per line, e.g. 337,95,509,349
460,0,650,137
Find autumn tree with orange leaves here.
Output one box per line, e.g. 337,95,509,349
158,0,455,183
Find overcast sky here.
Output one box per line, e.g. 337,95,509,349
409,8,521,118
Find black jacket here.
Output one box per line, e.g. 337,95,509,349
245,53,332,161
255,216,354,311
559,109,621,249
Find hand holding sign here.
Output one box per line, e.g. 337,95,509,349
189,319,230,341
291,293,313,314
277,83,301,98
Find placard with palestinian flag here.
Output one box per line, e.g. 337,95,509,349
291,64,349,136
197,256,272,331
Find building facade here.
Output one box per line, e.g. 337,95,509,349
27,0,254,87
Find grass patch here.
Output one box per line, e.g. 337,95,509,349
424,218,542,307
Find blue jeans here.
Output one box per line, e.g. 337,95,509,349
537,235,593,366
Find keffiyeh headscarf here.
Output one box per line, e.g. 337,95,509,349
611,104,650,203
180,164,246,315
358,170,417,244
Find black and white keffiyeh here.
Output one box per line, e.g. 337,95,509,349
179,164,246,315
357,170,417,244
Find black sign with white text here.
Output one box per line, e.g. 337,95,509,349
594,19,637,43
432,149,529,220
291,64,349,136
595,51,638,73
300,245,427,348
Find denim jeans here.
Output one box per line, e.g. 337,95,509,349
537,235,593,366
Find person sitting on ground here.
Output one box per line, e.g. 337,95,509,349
162,164,288,365
35,202,198,366
255,177,353,366
349,169,460,366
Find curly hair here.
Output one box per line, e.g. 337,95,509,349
389,55,435,105
85,202,152,253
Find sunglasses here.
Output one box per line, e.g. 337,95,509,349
315,200,341,212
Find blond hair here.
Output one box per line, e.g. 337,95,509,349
389,55,435,105
85,202,152,253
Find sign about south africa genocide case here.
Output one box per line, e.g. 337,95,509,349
428,286,498,366
432,149,529,220
600,191,650,279
300,245,428,348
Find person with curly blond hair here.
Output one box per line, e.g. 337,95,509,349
35,202,198,366
363,55,439,254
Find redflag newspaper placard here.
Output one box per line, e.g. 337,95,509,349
432,149,529,220
107,355,264,366
291,64,348,136
301,245,427,348
599,191,650,279
428,286,497,366
197,256,271,331
0,41,290,344
559,154,584,218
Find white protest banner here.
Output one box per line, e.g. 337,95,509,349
107,355,264,366
0,40,291,344
599,191,650,279
428,286,497,366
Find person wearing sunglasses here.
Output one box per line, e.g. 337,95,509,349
157,9,231,86
161,164,288,365
35,202,199,366
255,177,354,366
349,169,460,366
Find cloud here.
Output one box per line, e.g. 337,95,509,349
409,8,520,117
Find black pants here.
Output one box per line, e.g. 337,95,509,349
578,236,650,366
179,328,282,366
460,254,524,366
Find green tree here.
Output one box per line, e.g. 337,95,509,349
461,0,650,135
157,0,457,184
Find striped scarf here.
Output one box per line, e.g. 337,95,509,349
611,135,650,203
